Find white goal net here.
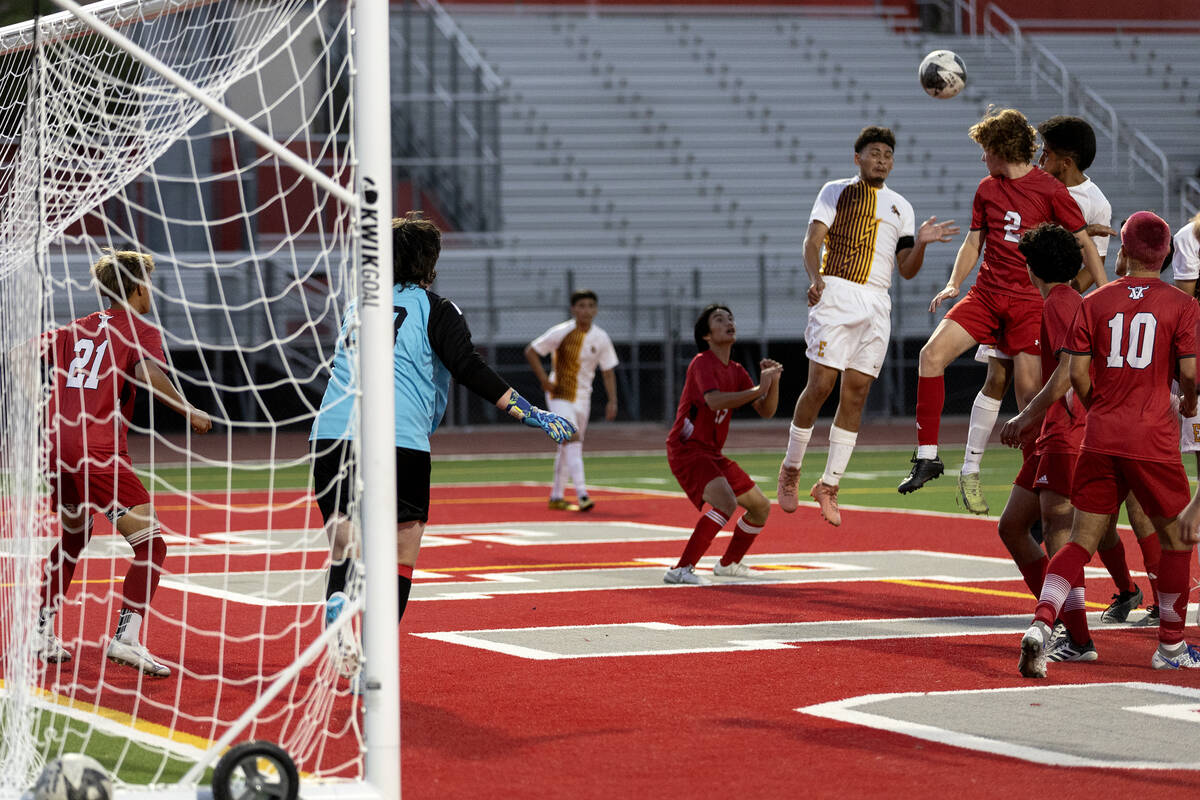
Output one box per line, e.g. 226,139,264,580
0,0,391,793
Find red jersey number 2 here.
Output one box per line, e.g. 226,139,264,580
65,338,110,389
1003,211,1022,243
1105,312,1156,370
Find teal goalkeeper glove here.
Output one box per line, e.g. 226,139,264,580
505,391,577,444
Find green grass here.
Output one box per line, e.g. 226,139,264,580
31,708,210,785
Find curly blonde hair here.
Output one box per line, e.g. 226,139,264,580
968,107,1038,165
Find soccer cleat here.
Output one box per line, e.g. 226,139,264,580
898,454,944,494
1018,620,1051,678
663,565,707,585
1048,620,1068,648
1151,642,1200,670
577,497,595,512
956,472,989,514
712,560,755,578
325,591,362,679
106,638,171,678
35,614,71,664
1100,586,1143,623
1047,636,1099,663
1130,604,1160,627
810,481,842,526
548,498,580,511
777,464,802,513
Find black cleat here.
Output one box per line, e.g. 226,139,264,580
898,454,944,494
1130,604,1160,627
1100,587,1143,623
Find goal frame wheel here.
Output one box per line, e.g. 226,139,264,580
211,740,299,800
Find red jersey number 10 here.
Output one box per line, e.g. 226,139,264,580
1105,312,1157,370
65,338,110,389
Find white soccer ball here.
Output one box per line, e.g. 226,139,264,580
24,754,112,800
919,49,967,99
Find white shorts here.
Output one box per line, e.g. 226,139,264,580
546,396,590,441
804,276,890,378
974,344,1013,363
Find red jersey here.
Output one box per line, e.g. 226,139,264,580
44,309,166,455
971,168,1086,299
1035,284,1086,456
666,350,753,454
1065,276,1198,462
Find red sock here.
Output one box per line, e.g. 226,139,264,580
720,518,763,566
1136,534,1161,603
1017,554,1048,598
1096,539,1135,594
1034,542,1091,628
121,535,166,612
915,375,944,447
1156,548,1192,646
676,509,728,568
40,522,92,611
1060,568,1090,644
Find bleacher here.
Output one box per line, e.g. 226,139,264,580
439,8,990,344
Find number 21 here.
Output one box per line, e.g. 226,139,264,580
65,338,110,389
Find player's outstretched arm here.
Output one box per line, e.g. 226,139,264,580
898,217,959,280
1072,232,1108,292
929,229,981,312
499,389,577,444
135,360,212,433
751,359,782,418
999,354,1070,446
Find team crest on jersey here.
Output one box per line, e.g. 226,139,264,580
1128,285,1148,300
891,204,900,219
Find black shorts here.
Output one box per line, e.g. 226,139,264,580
311,439,432,524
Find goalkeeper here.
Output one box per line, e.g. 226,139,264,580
310,212,575,655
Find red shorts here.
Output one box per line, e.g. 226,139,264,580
667,443,755,510
1029,451,1077,497
944,286,1042,355
48,442,150,517
1070,451,1191,519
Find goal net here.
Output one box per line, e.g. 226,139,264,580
0,0,392,793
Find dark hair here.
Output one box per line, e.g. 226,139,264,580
1038,115,1097,171
1017,223,1081,284
969,107,1037,165
392,211,441,287
693,303,732,351
854,126,896,154
570,289,598,306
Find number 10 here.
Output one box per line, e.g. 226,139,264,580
1106,312,1156,369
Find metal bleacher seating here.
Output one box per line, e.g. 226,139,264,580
439,7,990,346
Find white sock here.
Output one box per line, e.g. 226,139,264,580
115,608,143,644
963,391,1002,475
821,425,858,486
916,445,938,460
783,424,814,469
565,441,586,498
551,445,567,499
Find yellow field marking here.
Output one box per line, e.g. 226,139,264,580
884,579,1109,609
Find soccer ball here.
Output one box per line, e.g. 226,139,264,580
23,754,112,800
919,49,967,99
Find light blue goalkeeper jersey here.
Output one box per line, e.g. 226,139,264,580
310,284,450,452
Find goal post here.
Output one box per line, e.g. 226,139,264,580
0,0,398,796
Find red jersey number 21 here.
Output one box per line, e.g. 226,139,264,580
65,338,110,389
1105,312,1156,369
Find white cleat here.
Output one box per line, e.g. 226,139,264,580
37,632,72,664
1018,621,1050,679
712,561,756,578
663,565,708,585
106,638,171,678
325,591,362,679
1151,642,1200,670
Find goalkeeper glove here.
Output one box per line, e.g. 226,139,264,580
505,391,577,444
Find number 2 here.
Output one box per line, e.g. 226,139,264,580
1002,211,1022,243
1105,312,1156,369
65,338,110,389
